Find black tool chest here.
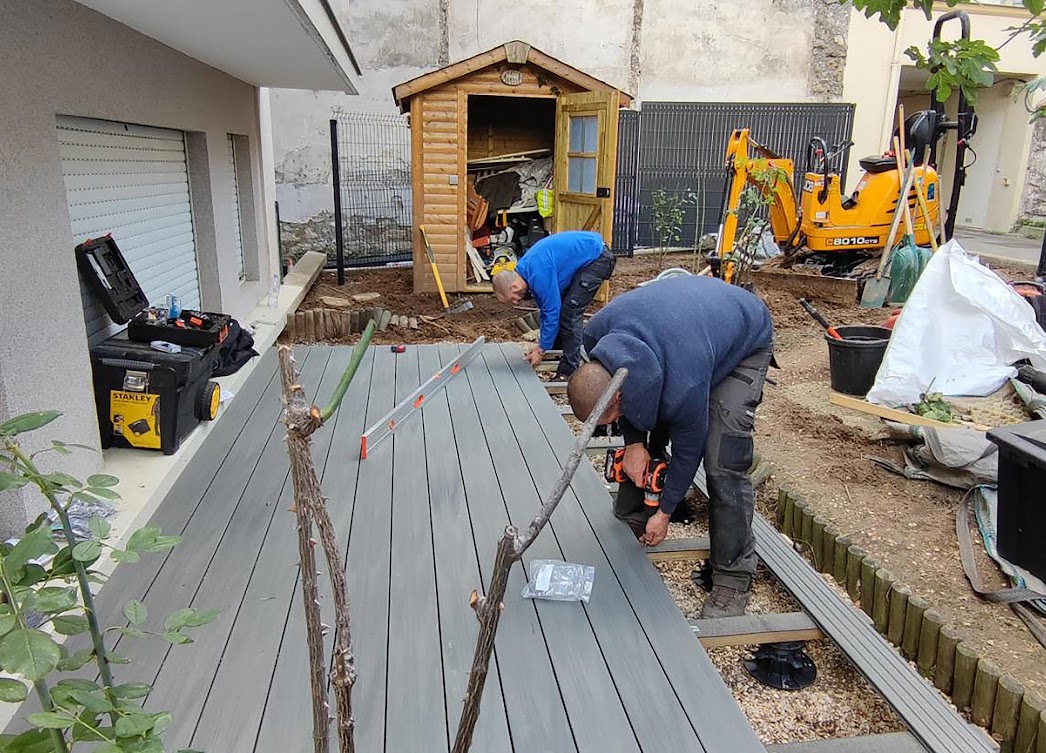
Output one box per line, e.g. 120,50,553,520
76,235,224,455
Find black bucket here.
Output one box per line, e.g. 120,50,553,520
825,325,892,397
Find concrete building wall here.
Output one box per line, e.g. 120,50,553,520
271,0,849,251
0,0,275,534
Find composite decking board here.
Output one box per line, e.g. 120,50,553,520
465,347,642,753
342,345,400,753
423,344,514,752
485,344,709,751
139,347,333,699
2,348,290,731
751,514,994,753
442,343,576,752
498,342,767,753
386,346,449,751
114,348,331,691
252,348,378,753
158,346,348,749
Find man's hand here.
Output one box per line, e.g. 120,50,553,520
622,442,650,488
524,347,545,367
641,511,670,546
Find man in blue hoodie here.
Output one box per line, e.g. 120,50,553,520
493,230,615,379
567,275,775,618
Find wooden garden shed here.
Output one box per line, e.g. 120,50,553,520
393,41,632,294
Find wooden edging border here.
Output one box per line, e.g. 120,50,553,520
775,486,1044,753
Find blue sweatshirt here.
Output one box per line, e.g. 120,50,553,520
514,231,605,350
583,276,774,514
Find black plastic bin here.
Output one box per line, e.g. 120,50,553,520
986,421,1046,583
825,325,892,397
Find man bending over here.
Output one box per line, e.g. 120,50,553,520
567,275,775,618
493,230,615,380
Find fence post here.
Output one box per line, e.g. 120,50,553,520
330,118,346,286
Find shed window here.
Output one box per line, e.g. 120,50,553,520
567,114,598,194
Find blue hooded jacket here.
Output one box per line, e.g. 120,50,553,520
583,275,774,513
514,231,605,350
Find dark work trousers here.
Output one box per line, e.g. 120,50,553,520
613,347,774,591
555,246,616,377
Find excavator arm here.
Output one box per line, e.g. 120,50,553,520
716,129,799,275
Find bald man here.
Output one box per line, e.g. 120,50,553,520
567,275,775,618
493,230,615,379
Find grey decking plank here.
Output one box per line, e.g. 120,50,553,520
385,345,448,751
767,732,927,753
182,346,349,751
498,342,766,753
105,348,331,697
94,347,284,627
251,346,377,753
465,346,640,753
341,345,399,753
149,347,348,748
751,514,994,753
441,342,575,753
420,345,513,752
484,345,706,751
3,348,287,731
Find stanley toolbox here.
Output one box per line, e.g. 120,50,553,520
89,333,221,455
76,235,223,454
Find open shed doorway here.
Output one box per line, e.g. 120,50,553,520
466,95,556,275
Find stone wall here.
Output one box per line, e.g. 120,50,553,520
1019,118,1046,224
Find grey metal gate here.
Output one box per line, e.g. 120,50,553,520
613,102,856,250
612,109,641,257
330,111,413,277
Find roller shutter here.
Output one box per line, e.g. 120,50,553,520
57,115,201,343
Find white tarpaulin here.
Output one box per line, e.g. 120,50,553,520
866,240,1046,406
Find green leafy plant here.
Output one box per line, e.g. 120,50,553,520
724,159,789,287
904,38,999,106
0,411,216,752
651,189,685,268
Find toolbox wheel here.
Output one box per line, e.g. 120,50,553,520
197,381,221,421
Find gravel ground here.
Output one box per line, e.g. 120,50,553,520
654,559,904,745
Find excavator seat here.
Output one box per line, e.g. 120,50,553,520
859,156,897,174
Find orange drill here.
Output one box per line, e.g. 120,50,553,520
604,448,669,508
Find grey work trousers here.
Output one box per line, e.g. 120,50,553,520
613,347,773,591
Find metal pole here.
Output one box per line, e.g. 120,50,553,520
1037,229,1046,281
330,118,346,285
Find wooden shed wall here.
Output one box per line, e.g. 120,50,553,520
411,63,584,294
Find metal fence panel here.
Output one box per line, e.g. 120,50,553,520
624,102,855,249
332,111,413,268
612,109,641,257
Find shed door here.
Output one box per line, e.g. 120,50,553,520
57,115,201,344
553,92,620,243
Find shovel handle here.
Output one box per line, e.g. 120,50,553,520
799,298,843,340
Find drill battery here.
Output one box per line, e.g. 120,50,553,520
603,448,669,508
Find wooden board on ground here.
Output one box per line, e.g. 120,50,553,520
753,267,859,306
829,392,990,431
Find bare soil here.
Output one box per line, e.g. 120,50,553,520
290,252,1046,712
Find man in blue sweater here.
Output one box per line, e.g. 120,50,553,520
567,275,775,618
493,230,615,379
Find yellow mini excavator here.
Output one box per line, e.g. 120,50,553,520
715,10,977,279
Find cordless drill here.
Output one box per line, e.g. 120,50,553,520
604,448,669,509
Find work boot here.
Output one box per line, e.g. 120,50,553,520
699,583,752,619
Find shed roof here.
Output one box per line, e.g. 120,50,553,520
392,41,632,112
